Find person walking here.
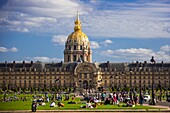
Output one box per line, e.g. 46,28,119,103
31,101,37,112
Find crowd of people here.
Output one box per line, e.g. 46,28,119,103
2,90,170,112
2,93,27,102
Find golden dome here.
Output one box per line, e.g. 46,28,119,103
67,31,89,44
66,11,89,45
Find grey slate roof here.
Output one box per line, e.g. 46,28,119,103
0,61,169,72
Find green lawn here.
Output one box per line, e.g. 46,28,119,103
0,94,162,111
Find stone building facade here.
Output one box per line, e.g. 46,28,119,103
0,12,170,92
0,61,170,91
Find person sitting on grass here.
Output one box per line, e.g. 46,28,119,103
127,100,132,107
86,100,93,108
104,98,110,105
58,102,64,107
67,101,76,104
50,101,56,107
92,102,97,108
131,100,135,107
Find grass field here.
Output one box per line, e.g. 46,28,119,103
0,93,161,111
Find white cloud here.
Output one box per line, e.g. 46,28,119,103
10,47,18,52
25,56,63,62
0,47,8,52
0,0,89,33
52,35,67,45
101,39,113,46
90,41,100,49
100,45,170,62
83,1,170,38
0,47,18,52
0,0,170,38
10,28,29,32
3,0,86,18
160,45,170,52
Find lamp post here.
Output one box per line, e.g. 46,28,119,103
73,82,78,92
110,75,113,92
139,62,143,104
158,84,162,101
129,69,133,101
150,56,156,105
115,74,118,91
122,72,125,92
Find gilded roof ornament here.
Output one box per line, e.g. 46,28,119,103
74,11,81,31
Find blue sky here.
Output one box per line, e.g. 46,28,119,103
0,0,170,63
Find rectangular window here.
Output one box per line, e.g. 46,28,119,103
68,55,70,62
90,74,92,78
80,45,83,50
79,74,82,79
73,55,76,61
24,80,26,87
105,80,107,84
69,46,71,50
80,55,83,60
84,74,87,79
74,45,76,50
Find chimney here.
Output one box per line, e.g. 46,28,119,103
5,61,7,68
107,61,110,68
23,61,25,68
13,61,15,68
31,61,33,65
